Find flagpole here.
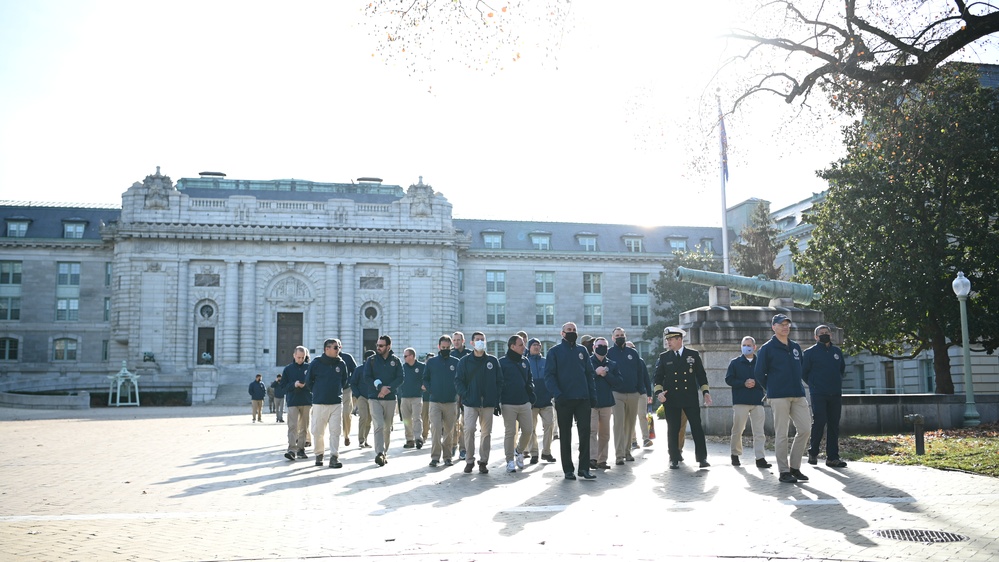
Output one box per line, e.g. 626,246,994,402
718,96,730,274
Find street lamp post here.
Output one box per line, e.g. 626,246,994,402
952,271,980,428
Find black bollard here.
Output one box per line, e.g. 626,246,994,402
904,414,925,455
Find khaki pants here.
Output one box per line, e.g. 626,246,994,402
589,406,613,463
341,388,353,439
463,406,494,464
770,396,812,473
287,405,311,452
612,391,640,461
502,403,533,462
400,397,424,442
311,403,343,459
274,397,285,422
355,396,371,445
429,401,457,462
369,399,396,456
421,401,431,441
528,405,555,457
251,400,263,421
731,404,767,459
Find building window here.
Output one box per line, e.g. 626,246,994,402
458,301,465,324
486,303,506,325
63,222,85,239
57,262,81,286
0,261,22,285
669,239,687,253
624,238,643,253
105,262,113,287
483,233,503,249
583,272,602,294
0,337,17,360
535,271,554,293
700,238,714,253
631,305,649,326
104,297,111,322
486,270,506,293
0,297,20,320
54,338,78,361
531,234,551,250
634,341,651,359
6,221,28,238
584,304,602,326
630,273,648,295
56,298,79,321
102,339,110,361
458,269,464,292
536,304,555,326
487,341,505,356
578,236,597,252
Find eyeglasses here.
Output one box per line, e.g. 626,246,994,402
330,346,340,350
376,344,386,348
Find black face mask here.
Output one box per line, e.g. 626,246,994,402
818,334,832,344
594,344,609,356
564,332,578,346
614,337,627,347
439,349,450,359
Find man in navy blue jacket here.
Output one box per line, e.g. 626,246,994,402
423,335,461,467
455,331,503,474
365,335,404,467
754,314,811,484
349,350,376,448
589,337,623,470
400,347,426,450
545,322,598,480
306,338,350,468
607,327,646,465
526,338,556,465
725,336,770,468
803,325,848,468
248,374,266,423
499,335,534,473
282,346,312,461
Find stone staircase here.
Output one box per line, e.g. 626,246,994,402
210,384,254,406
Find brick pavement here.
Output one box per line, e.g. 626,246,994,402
1,405,997,561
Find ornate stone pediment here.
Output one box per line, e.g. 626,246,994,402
142,166,175,210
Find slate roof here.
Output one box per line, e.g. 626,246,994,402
0,204,120,240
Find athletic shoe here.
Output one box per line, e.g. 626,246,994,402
507,460,516,473
284,451,295,461
515,452,525,470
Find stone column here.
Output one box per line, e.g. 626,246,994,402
387,264,397,339
240,261,257,365
222,261,240,366
341,263,355,355
326,262,339,340
177,260,189,370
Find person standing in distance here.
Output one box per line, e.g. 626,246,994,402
803,325,848,468
545,322,598,481
248,374,266,423
754,314,811,484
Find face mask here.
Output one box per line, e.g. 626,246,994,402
614,337,626,347
818,334,832,344
564,332,578,346
473,340,486,352
439,348,450,359
594,344,609,356
742,345,754,356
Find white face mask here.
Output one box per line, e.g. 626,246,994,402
473,340,486,352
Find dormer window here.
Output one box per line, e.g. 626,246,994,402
700,238,715,253
63,220,86,239
577,235,597,252
623,236,643,253
530,233,551,251
667,237,687,253
483,232,503,249
5,220,29,238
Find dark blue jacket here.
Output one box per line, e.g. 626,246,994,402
400,360,426,398
802,343,846,396
306,354,349,405
271,379,286,399
365,352,404,400
499,350,534,406
341,352,357,388
754,335,805,399
725,355,766,406
544,339,597,403
423,355,460,403
349,360,374,400
526,352,553,407
607,344,646,394
455,352,503,408
589,355,623,408
248,380,266,400
281,360,312,407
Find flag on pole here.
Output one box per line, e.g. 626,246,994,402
718,100,729,182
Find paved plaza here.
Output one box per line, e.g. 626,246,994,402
1,405,997,562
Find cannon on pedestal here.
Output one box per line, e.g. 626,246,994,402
674,267,818,307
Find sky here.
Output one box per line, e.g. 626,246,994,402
0,1,993,227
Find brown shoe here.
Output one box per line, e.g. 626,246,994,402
464,462,474,474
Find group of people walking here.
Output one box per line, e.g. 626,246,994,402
251,313,847,484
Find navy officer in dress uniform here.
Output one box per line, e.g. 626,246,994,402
654,326,713,469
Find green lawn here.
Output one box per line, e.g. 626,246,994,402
838,423,999,478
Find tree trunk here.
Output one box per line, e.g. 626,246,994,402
931,335,955,394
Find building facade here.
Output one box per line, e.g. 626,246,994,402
0,169,722,402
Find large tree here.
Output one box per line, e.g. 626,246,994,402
726,0,999,106
642,249,723,359
731,200,784,305
794,63,999,393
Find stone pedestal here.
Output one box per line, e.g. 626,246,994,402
679,305,835,436
191,366,219,404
